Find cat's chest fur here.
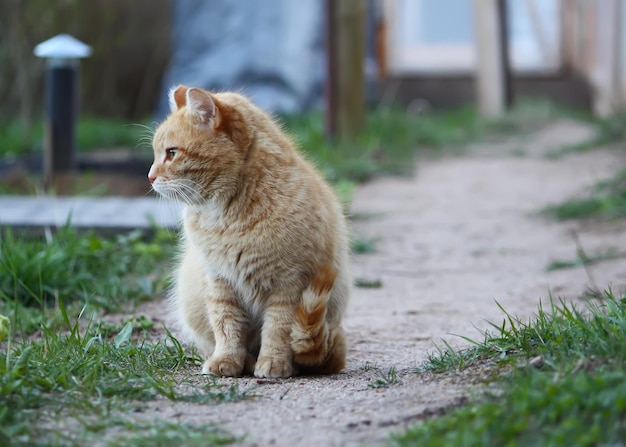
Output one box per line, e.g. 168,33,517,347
182,204,294,305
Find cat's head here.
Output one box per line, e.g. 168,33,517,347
149,85,251,204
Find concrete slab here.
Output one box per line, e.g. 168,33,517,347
0,196,181,230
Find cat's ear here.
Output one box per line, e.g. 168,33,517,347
185,88,219,127
169,85,189,112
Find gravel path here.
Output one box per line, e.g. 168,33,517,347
123,120,626,446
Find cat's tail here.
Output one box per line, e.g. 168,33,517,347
291,264,346,374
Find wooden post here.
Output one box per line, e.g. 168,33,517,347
325,0,337,139
326,0,367,141
590,0,623,116
612,0,624,111
560,0,582,74
473,0,510,117
498,0,514,108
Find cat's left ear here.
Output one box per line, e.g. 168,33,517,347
185,88,220,127
169,85,189,112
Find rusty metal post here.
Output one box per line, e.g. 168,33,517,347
325,0,338,139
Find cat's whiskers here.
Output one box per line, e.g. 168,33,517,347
174,179,205,202
137,136,154,149
162,181,191,203
129,123,157,150
156,178,205,206
156,189,187,220
130,122,156,134
156,189,184,224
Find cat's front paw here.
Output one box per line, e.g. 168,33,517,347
254,356,293,378
202,355,245,377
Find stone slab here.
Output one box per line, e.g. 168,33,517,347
0,196,181,230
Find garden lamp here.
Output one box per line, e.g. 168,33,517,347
34,34,91,190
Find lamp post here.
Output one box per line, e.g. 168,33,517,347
34,34,91,192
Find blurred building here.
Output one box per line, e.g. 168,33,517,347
388,0,560,73
386,0,626,117
158,0,626,116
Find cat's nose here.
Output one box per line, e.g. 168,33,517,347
148,174,156,184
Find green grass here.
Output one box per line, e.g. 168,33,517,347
0,226,249,445
546,248,626,271
107,421,236,447
285,99,585,184
540,104,626,221
576,108,626,150
0,117,150,158
368,366,399,389
281,106,490,183
351,236,379,254
535,103,622,159
542,167,626,220
0,225,176,334
0,306,244,445
394,290,626,446
354,278,383,289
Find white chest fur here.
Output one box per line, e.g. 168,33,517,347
182,204,273,310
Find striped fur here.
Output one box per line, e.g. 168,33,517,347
150,86,351,378
291,265,346,374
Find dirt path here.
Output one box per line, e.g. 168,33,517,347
129,120,626,446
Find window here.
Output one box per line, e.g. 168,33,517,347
384,0,561,74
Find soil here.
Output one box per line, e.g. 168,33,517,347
109,120,626,446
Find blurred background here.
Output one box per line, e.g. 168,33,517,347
0,0,170,125
5,3,626,444
1,0,626,193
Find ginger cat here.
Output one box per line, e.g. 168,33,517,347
149,85,351,378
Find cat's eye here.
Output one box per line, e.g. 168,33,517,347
165,147,178,161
